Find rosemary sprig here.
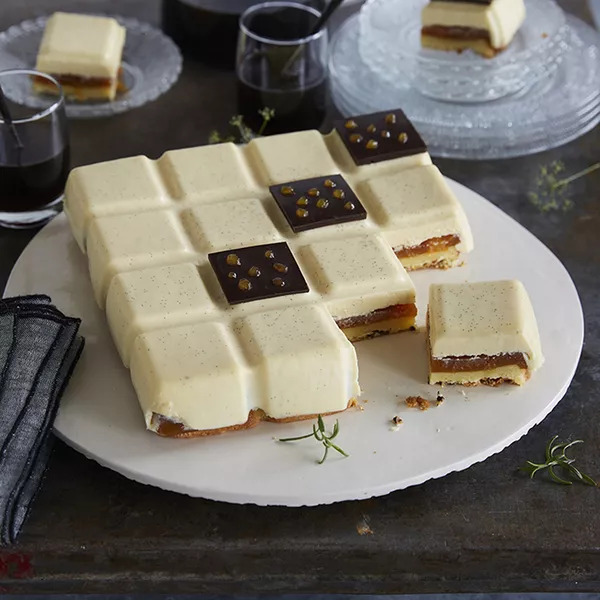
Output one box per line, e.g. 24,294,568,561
528,160,600,212
278,415,349,464
520,435,598,486
208,107,275,145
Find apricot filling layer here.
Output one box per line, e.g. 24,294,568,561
33,73,114,89
336,303,417,330
395,234,460,259
421,25,491,42
430,352,528,373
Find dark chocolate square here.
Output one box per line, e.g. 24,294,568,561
208,242,309,305
269,174,367,233
333,109,427,166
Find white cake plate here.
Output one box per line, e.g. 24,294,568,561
4,180,583,506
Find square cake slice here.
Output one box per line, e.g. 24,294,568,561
427,280,544,386
358,164,473,270
34,12,126,101
421,0,526,58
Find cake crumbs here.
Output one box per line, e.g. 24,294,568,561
405,395,430,411
390,415,403,431
356,514,373,536
436,392,445,405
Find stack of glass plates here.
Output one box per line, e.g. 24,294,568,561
329,1,600,159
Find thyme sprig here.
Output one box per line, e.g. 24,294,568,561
208,108,275,145
521,435,598,486
528,160,600,212
278,415,349,464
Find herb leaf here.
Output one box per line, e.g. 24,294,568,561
208,108,275,145
521,436,598,486
277,415,349,464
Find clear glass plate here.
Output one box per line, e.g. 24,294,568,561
358,0,567,102
0,15,182,119
330,13,600,159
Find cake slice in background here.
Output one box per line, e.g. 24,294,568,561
34,12,126,101
421,0,526,58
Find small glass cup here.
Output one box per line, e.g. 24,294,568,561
0,69,70,229
236,1,328,135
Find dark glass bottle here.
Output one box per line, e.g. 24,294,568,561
162,0,327,69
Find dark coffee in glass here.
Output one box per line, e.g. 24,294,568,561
236,2,328,135
0,69,70,229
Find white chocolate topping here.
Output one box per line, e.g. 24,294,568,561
422,0,526,49
35,12,126,79
300,234,416,319
106,263,216,367
358,165,474,252
428,280,544,370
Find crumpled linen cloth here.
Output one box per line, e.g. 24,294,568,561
0,295,84,544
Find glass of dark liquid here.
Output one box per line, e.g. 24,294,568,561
236,1,328,135
0,69,70,229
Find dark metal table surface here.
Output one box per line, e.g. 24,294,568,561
1,0,599,594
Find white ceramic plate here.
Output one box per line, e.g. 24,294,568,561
4,179,583,506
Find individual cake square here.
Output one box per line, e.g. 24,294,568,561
421,0,526,58
300,234,416,341
157,143,258,203
130,321,250,435
64,156,169,251
234,305,360,419
182,197,282,253
34,12,126,100
269,174,367,233
325,110,432,181
87,210,192,309
427,280,544,386
106,263,217,367
358,165,474,270
208,242,309,305
245,130,338,186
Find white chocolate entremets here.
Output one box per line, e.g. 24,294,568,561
131,321,250,432
300,234,416,320
422,0,526,49
64,156,169,252
106,263,216,367
35,12,126,79
235,305,360,419
358,165,474,252
428,280,544,370
87,210,192,309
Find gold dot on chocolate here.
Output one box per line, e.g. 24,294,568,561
307,188,320,197
248,266,261,277
273,262,288,274
296,208,309,218
366,139,379,150
345,119,358,129
385,113,397,124
226,253,240,266
366,124,377,133
381,130,391,139
324,179,336,188
349,133,363,143
227,271,237,279
280,185,295,196
272,277,286,287
238,278,252,292
344,201,355,211
264,249,275,259
296,196,309,207
333,189,345,200
316,198,329,209
398,132,408,144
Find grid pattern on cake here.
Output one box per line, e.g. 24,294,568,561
65,110,472,430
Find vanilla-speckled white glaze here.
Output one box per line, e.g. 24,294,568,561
64,113,477,432
428,280,544,370
422,0,526,49
35,12,126,79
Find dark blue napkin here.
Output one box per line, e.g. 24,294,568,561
0,295,84,544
